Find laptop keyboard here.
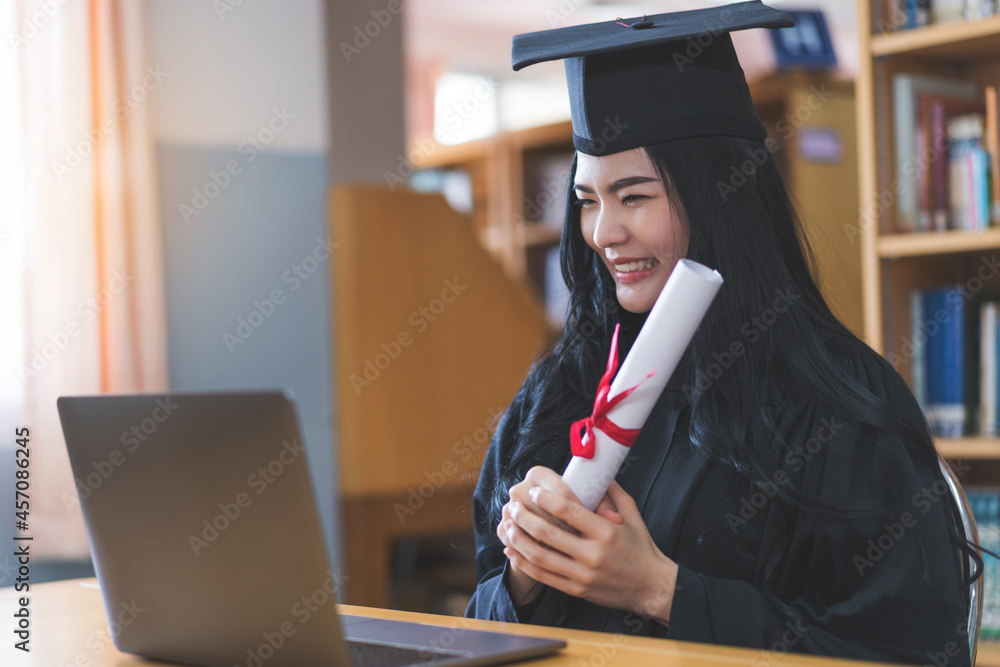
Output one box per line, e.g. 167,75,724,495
347,639,463,666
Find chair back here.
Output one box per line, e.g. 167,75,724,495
938,456,983,664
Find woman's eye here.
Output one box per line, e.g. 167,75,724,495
620,194,649,206
574,198,596,209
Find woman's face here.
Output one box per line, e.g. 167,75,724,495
574,148,689,314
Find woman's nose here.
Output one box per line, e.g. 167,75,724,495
591,205,629,249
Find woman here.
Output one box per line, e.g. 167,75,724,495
467,3,978,665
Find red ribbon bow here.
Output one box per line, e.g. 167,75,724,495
570,324,655,459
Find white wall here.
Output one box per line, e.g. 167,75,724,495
143,0,338,568
145,0,328,152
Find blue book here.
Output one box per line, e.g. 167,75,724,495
923,288,965,436
906,0,931,28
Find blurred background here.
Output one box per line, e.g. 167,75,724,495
6,0,999,636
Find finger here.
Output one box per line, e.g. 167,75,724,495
528,485,612,538
504,532,586,595
524,466,579,501
508,500,584,555
509,482,571,532
604,481,641,521
505,546,584,599
504,510,592,580
595,507,624,524
497,518,512,547
595,496,624,524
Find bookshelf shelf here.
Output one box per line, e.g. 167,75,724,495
977,640,1000,667
878,229,1000,258
872,15,1000,60
936,437,1000,459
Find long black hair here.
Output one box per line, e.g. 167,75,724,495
490,134,983,593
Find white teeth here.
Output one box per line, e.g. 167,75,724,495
614,258,658,273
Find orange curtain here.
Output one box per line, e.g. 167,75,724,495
8,0,166,558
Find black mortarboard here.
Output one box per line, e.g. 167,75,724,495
511,1,794,156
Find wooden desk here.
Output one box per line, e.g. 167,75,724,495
3,578,894,667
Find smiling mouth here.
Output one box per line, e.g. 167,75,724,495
612,258,659,273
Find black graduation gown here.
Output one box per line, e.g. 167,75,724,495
466,334,971,666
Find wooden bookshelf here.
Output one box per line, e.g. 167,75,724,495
410,120,574,302
879,228,1000,257
980,641,1000,666
857,5,1000,661
936,437,1000,459
871,15,1000,59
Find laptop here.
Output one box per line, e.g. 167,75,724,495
57,391,564,667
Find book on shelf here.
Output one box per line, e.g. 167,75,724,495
892,74,979,233
913,286,1000,438
932,0,964,24
987,86,1000,226
894,0,996,30
916,93,984,231
964,290,1000,436
966,487,1000,640
948,113,991,231
907,0,933,27
922,288,966,437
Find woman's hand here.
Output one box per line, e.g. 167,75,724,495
497,466,679,626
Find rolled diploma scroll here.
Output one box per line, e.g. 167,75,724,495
562,259,723,511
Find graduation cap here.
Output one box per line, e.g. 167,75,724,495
511,1,795,156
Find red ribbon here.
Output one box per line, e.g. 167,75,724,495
570,324,655,459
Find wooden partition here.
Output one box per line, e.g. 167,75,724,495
330,185,552,606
